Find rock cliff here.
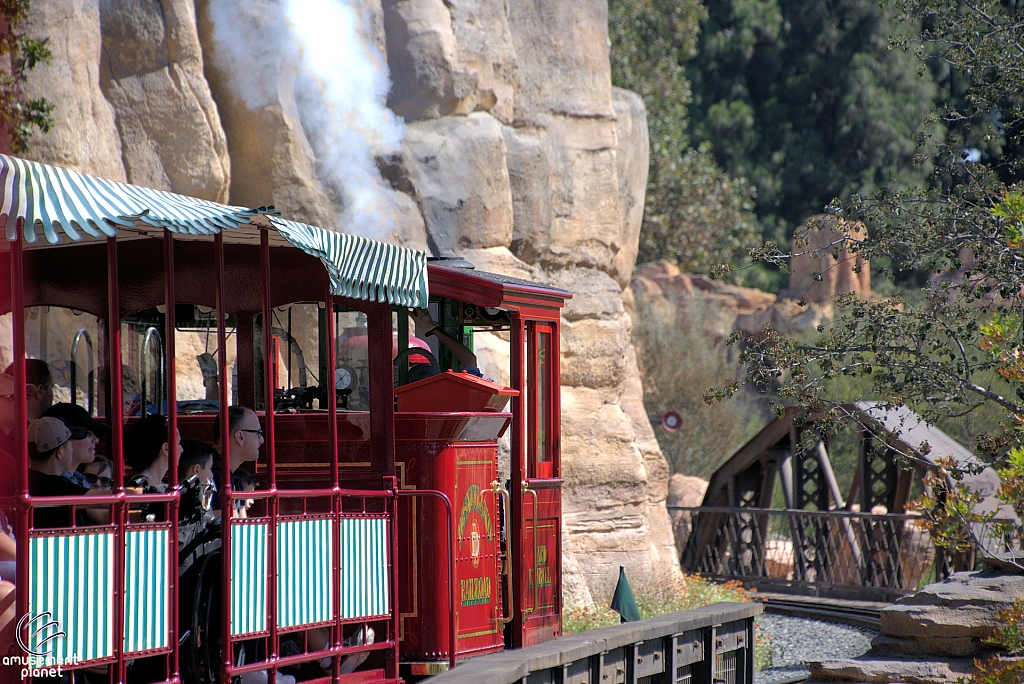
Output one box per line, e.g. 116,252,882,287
19,0,682,599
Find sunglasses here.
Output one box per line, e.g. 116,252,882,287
82,472,113,489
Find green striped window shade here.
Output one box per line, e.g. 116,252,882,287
29,533,115,666
123,529,170,653
0,154,428,307
277,518,333,629
230,523,269,636
340,517,389,619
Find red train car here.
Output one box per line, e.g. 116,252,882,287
0,153,569,683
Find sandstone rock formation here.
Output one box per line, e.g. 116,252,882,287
20,0,683,600
779,215,870,305
806,570,1024,683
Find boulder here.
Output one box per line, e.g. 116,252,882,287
98,0,230,201
506,0,615,123
194,0,341,228
399,112,513,253
507,119,623,273
20,0,126,180
611,88,649,288
383,0,517,123
881,571,1024,639
665,474,708,555
805,656,976,683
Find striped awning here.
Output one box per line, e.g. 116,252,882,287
0,154,428,307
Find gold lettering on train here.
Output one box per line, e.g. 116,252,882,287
460,576,492,606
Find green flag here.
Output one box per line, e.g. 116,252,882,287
609,566,641,623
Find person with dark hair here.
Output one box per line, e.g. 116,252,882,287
27,416,91,529
178,439,215,485
124,415,181,522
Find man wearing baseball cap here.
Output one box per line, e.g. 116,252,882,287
27,415,90,529
42,402,110,490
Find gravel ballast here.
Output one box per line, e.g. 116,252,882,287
755,614,877,684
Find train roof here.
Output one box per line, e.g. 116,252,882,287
428,262,571,312
0,154,428,307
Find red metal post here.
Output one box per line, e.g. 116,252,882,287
261,227,280,677
323,284,343,683
107,235,129,683
396,489,455,671
509,312,526,646
164,231,181,682
11,225,28,639
215,231,233,683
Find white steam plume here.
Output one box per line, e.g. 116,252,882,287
207,0,405,240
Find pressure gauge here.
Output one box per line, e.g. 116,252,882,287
335,365,356,390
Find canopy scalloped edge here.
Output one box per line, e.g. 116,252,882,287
0,154,428,308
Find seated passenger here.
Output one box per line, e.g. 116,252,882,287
232,467,257,519
0,360,54,459
80,456,113,491
179,439,216,485
42,403,108,489
125,414,182,522
27,416,91,529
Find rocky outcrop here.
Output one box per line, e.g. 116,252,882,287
20,0,125,180
21,0,683,600
806,571,1024,682
778,215,871,304
99,0,230,201
665,474,708,556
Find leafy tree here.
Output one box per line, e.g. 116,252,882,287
705,3,1024,673
687,0,937,289
609,0,760,276
0,0,53,152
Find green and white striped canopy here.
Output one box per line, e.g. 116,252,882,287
0,154,428,307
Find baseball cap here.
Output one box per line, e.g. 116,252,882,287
28,416,72,452
43,403,109,437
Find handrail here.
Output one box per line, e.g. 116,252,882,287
396,489,457,671
139,326,164,417
492,479,514,625
70,328,94,414
522,480,539,617
669,505,924,520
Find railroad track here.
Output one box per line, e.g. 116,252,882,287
757,593,884,631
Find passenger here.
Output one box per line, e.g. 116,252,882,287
179,439,216,485
210,405,264,516
0,359,54,457
125,414,182,522
232,467,258,518
80,456,114,491
26,416,91,529
42,402,109,489
408,309,483,383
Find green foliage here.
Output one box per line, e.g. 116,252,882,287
609,0,760,276
0,0,53,152
686,0,937,266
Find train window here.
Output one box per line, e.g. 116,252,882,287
1,306,106,416
529,323,554,479
171,305,238,411
334,307,371,411
253,303,322,412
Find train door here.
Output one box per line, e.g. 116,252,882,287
512,316,562,646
